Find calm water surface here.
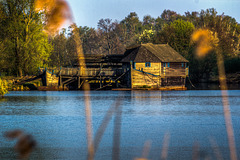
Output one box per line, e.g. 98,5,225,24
0,90,240,159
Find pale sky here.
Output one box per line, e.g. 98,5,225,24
66,0,240,28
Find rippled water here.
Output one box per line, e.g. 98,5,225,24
0,90,240,159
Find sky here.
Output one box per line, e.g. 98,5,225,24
66,0,240,28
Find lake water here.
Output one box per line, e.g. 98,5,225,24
0,90,240,160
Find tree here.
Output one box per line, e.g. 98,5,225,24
184,11,200,26
0,78,8,98
158,19,195,57
121,12,142,34
49,29,68,67
98,19,124,55
0,0,52,76
120,12,143,45
142,15,155,30
161,10,180,22
197,8,240,58
78,26,100,54
65,24,82,66
138,28,155,44
154,17,165,32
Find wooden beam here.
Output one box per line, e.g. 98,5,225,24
59,75,62,87
78,76,81,89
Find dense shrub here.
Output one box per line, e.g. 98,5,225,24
224,57,240,73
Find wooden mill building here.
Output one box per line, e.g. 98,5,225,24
121,43,189,89
40,43,189,90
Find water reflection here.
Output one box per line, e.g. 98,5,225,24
0,90,239,159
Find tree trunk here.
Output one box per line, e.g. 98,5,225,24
18,67,23,77
15,37,22,77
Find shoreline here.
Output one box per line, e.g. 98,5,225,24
2,74,239,91
6,83,240,91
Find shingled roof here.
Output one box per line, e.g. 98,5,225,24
121,43,189,63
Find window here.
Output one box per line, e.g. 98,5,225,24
132,62,136,69
163,63,170,67
182,63,185,67
145,62,151,67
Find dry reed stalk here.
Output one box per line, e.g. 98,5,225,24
192,29,238,160
74,34,94,160
192,142,199,160
71,27,94,160
92,99,121,159
4,130,37,159
134,141,151,160
85,89,94,160
112,102,123,160
34,0,72,35
216,51,238,160
209,137,224,160
141,141,152,159
160,133,170,160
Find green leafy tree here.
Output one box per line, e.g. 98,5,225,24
120,12,143,45
142,15,155,30
184,11,200,26
138,28,155,44
65,24,83,66
50,8,240,80
0,0,52,76
158,19,195,57
0,78,8,98
49,29,68,67
78,26,100,54
154,17,165,32
161,10,181,23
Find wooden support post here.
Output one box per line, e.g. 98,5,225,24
184,77,186,87
130,64,133,89
100,76,102,88
100,64,103,88
59,76,61,87
78,76,81,89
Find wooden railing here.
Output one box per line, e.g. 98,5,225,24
40,67,124,77
163,67,189,77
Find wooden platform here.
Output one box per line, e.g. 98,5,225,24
112,86,187,91
39,67,187,90
39,67,126,89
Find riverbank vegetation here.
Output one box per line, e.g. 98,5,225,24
0,78,8,97
0,0,239,82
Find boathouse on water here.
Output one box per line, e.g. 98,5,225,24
121,43,189,89
40,43,189,90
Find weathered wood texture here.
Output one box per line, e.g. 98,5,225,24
161,63,187,77
40,67,125,88
46,71,59,86
131,63,161,88
161,77,185,87
130,62,188,88
40,62,188,89
41,67,123,77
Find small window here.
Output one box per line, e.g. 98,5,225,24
182,63,185,67
163,63,166,67
167,63,170,67
132,62,136,69
145,62,151,67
